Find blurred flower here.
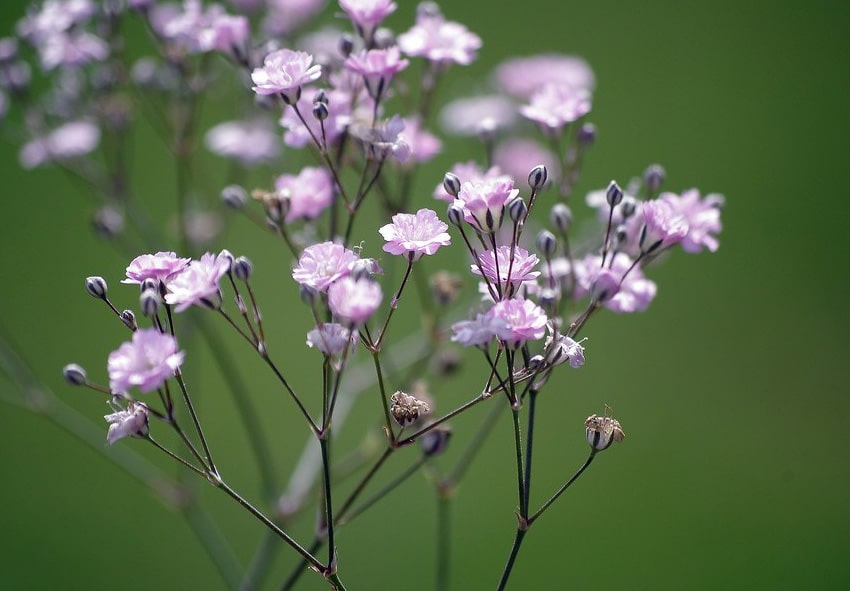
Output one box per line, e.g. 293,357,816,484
640,200,688,252
399,116,441,163
520,83,592,134
379,208,451,260
105,401,150,444
338,0,397,40
205,119,280,165
439,95,516,136
275,166,335,222
659,189,724,253
264,0,327,36
397,4,481,66
493,138,558,188
573,253,657,313
450,311,507,348
351,114,410,163
19,120,100,169
307,322,357,369
494,53,595,98
343,47,408,99
108,329,185,394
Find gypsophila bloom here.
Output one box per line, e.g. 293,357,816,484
164,252,231,312
108,328,185,394
151,0,249,55
275,166,334,222
489,297,548,349
205,119,280,165
327,277,383,325
438,95,517,137
379,208,451,261
544,330,586,368
472,246,541,297
640,200,688,252
104,401,150,444
306,323,357,357
520,83,592,134
450,312,508,348
19,120,100,169
389,390,430,427
292,241,359,290
122,251,191,286
660,189,724,253
397,4,481,66
351,114,411,163
338,0,397,40
433,162,512,202
495,53,595,98
399,116,442,163
493,139,559,188
263,0,327,37
251,48,322,102
454,178,519,233
573,253,657,313
343,47,408,99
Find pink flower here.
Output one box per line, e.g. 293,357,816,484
198,13,250,55
38,31,109,70
450,312,507,348
660,189,723,253
454,178,519,232
279,86,352,149
520,83,592,134
343,47,409,99
338,0,397,39
122,251,191,286
573,253,657,313
489,298,548,349
251,48,322,102
351,115,411,163
493,139,558,189
379,208,451,261
164,252,232,312
438,95,517,137
544,330,586,368
263,0,326,36
328,277,383,325
275,166,334,222
19,120,100,169
397,6,481,66
307,322,357,369
399,117,441,163
292,241,359,291
495,54,595,99
205,119,280,165
433,162,511,202
104,401,150,444
640,200,689,252
108,328,185,394
472,246,541,297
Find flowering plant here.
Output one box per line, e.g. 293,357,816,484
1,1,722,589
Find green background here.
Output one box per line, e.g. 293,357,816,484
1,1,849,590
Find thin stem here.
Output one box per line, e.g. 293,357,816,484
376,257,414,348
495,528,527,591
259,351,319,433
146,435,206,477
173,370,217,475
522,391,539,517
339,454,428,525
291,102,351,206
510,407,525,514
395,391,492,447
435,492,451,591
318,437,337,566
529,451,596,524
371,350,395,440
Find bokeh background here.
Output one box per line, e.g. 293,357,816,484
2,1,849,590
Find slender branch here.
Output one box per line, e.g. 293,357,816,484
529,451,596,524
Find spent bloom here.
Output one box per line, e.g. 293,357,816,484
292,241,359,291
122,251,191,286
251,48,322,102
275,166,334,222
520,83,592,134
660,189,724,253
343,47,409,99
573,253,657,313
205,119,280,165
19,120,100,169
328,277,383,325
104,401,150,445
164,252,232,312
489,298,548,349
379,208,451,261
397,4,481,66
107,328,185,394
338,0,397,40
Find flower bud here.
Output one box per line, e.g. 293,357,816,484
218,249,235,272
442,172,461,197
140,288,161,317
312,101,329,121
314,89,328,106
644,164,666,193
120,309,137,331
390,391,431,427
92,205,124,238
528,164,548,192
62,363,88,386
339,34,354,58
421,427,452,457
140,278,157,294
549,203,572,233
606,180,624,207
620,197,637,219
233,256,253,281
507,196,527,223
446,202,464,227
585,414,625,451
538,287,559,309
85,276,108,299
614,225,629,250
577,122,597,146
221,184,247,209
536,230,557,259
527,354,545,371
373,27,395,49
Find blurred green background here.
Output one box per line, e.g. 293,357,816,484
2,1,849,590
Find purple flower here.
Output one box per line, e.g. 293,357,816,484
493,139,558,189
292,241,359,291
343,47,409,99
104,401,150,444
275,166,335,222
489,298,548,349
122,251,191,286
454,178,520,232
251,48,322,102
544,330,586,368
198,13,250,55
164,252,232,312
397,6,481,66
151,1,248,55
495,54,595,99
450,312,507,348
263,0,327,37
433,162,511,202
350,115,411,163
438,95,517,137
660,189,724,253
38,30,109,70
520,83,592,134
328,277,383,325
108,328,185,394
307,322,357,369
573,253,657,313
399,117,442,164
472,246,541,297
640,200,689,252
19,120,100,169
205,119,281,166
279,86,353,149
379,208,451,261
338,0,397,39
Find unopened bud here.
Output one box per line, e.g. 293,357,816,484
390,390,430,427
620,197,637,219
221,184,247,209
339,34,354,58
536,230,557,258
528,165,548,192
585,413,625,451
140,278,157,293
218,249,234,272
528,354,545,371
62,363,88,386
442,172,461,197
614,225,629,249
233,256,253,281
606,180,624,207
507,196,527,223
538,287,559,309
140,289,161,317
373,27,395,49
549,203,572,233
120,309,137,331
314,89,328,105
644,164,666,193
300,284,318,306
92,205,124,238
421,427,452,457
85,276,108,299
446,202,464,227
312,101,329,121
577,122,597,146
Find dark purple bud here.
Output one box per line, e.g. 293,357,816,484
300,284,318,306
507,196,527,223
447,203,464,227
620,197,637,219
528,165,548,192
233,256,253,281
140,289,161,318
62,363,88,386
421,427,452,457
339,34,354,58
442,172,461,197
373,28,395,49
549,203,572,233
120,309,137,331
312,101,329,121
221,185,247,209
536,230,557,258
85,276,108,299
140,278,157,293
644,164,666,193
314,89,328,105
92,206,125,238
577,122,597,146
606,180,624,207
528,354,545,371
218,250,235,272
538,288,559,309
614,225,629,248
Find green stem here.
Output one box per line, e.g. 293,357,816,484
495,528,527,591
529,451,596,524
436,492,451,591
